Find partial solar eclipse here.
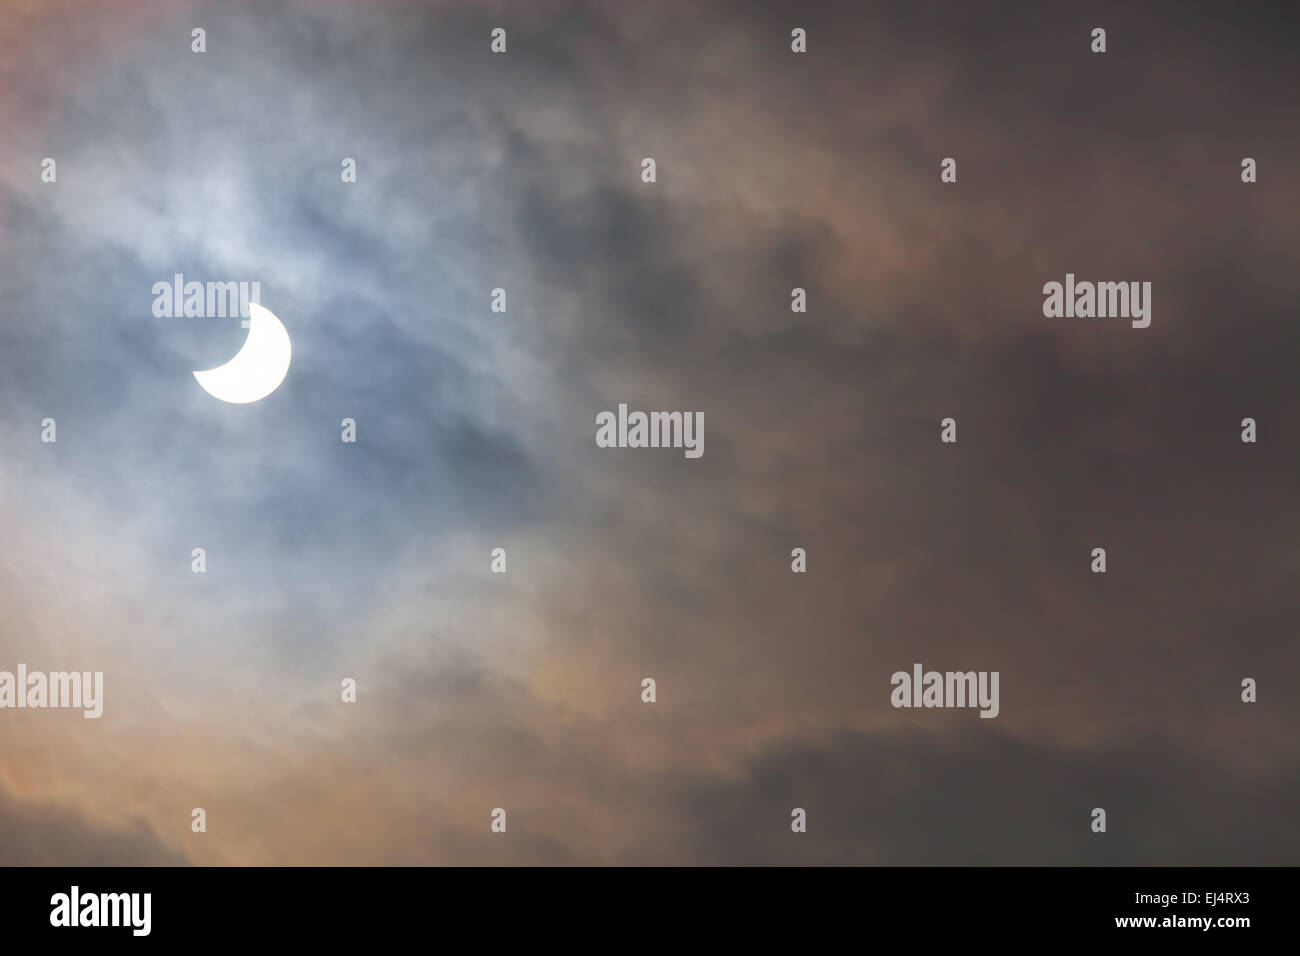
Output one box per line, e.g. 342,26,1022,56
193,302,292,403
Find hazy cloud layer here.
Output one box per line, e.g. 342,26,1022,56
1,0,1297,864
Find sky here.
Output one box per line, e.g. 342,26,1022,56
1,0,1298,865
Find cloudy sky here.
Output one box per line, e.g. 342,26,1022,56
1,0,1297,865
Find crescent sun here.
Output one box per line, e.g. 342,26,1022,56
193,302,292,404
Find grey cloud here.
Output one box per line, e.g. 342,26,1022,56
0,785,189,866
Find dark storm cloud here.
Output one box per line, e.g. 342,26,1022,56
427,0,1300,860
617,726,1300,866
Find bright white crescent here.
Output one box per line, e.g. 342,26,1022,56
193,302,292,404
